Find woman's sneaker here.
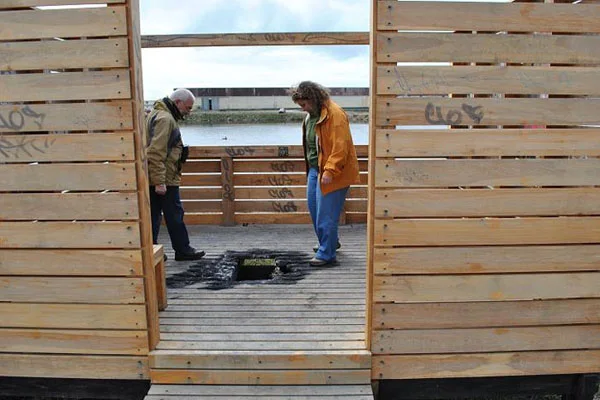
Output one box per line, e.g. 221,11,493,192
309,257,336,267
313,241,341,253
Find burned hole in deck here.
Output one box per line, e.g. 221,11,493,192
167,249,311,290
236,257,277,281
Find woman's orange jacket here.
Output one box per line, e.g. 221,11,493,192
302,100,360,195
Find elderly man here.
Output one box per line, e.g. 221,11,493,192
290,81,360,266
146,88,205,261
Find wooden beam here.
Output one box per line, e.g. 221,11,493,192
141,32,369,48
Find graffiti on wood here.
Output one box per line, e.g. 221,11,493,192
0,105,45,131
425,102,484,125
0,135,56,159
225,146,255,157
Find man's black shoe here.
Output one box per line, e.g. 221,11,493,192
163,254,168,262
174,250,205,261
313,241,342,253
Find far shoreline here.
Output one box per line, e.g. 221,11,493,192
182,109,369,125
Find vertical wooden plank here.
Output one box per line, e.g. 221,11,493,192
221,156,236,226
366,0,378,350
153,245,167,311
124,0,159,349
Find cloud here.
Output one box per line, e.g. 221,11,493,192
139,0,370,100
141,45,369,100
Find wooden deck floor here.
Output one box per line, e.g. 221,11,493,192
147,223,372,399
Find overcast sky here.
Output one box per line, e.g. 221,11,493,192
139,0,371,100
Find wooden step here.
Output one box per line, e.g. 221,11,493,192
145,384,374,399
149,349,371,385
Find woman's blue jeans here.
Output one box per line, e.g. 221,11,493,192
307,167,349,261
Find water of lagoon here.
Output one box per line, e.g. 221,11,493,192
180,123,369,147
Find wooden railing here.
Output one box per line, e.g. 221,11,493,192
180,145,368,225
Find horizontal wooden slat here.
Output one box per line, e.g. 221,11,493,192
0,328,147,355
375,128,600,157
142,32,370,48
1,277,145,303
0,7,127,40
188,145,369,158
180,187,222,200
180,174,222,186
374,217,600,246
233,159,369,173
378,66,600,96
346,213,367,224
377,33,600,64
182,160,221,173
184,213,223,225
185,212,367,225
0,0,124,8
182,200,222,213
234,200,306,213
0,303,146,329
234,173,307,187
3,193,138,221
231,186,368,200
375,188,600,218
0,70,130,102
150,368,370,385
0,101,133,133
0,249,142,276
234,213,312,225
160,332,363,341
0,38,129,71
234,159,306,173
0,354,148,379
376,98,600,126
375,159,600,188
186,200,368,214
3,163,136,191
373,245,600,275
0,221,141,248
373,272,600,303
147,384,373,397
373,325,600,354
372,350,600,379
378,2,600,33
150,350,371,369
372,299,600,330
0,133,135,163
233,173,368,186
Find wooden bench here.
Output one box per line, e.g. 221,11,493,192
153,244,167,311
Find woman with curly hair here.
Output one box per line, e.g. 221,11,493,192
290,81,360,266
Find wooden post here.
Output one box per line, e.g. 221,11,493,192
125,0,160,349
221,156,235,226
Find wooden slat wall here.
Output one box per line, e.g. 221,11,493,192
369,0,600,380
180,145,369,225
0,0,152,380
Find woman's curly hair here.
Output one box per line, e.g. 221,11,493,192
289,81,330,114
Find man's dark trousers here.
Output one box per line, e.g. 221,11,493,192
150,185,192,254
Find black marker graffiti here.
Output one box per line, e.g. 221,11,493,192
461,104,484,124
268,175,293,186
225,146,255,157
0,135,56,159
0,105,46,131
221,158,235,201
268,188,294,199
271,161,295,172
424,102,484,125
278,146,289,157
272,201,298,213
